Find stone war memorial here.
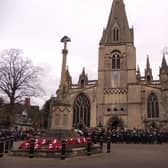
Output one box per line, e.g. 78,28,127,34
49,0,168,132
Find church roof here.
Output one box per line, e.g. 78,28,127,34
100,0,133,45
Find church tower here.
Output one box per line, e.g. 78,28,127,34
160,55,168,115
97,0,137,128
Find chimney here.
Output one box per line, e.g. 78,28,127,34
25,98,30,108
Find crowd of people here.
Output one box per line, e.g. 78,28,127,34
1,126,168,145
87,128,168,144
0,127,36,140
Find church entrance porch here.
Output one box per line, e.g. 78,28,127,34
107,115,124,129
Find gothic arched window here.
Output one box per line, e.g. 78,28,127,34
147,93,159,118
81,79,84,88
73,93,90,128
112,51,120,69
113,27,120,41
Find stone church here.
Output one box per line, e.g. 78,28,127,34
48,0,168,130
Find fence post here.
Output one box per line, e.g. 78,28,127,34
0,137,5,157
107,136,111,153
29,138,35,158
61,139,66,160
93,134,97,144
10,136,14,150
100,136,103,150
87,138,92,156
5,136,9,153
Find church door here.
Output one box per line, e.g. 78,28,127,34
107,116,124,129
73,93,90,129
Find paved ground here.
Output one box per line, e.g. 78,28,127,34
1,143,168,168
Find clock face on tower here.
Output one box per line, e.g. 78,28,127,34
111,71,120,88
112,71,120,80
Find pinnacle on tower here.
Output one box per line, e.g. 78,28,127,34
161,54,167,69
160,54,168,74
136,65,141,81
146,55,151,69
82,67,85,75
78,67,88,87
145,55,153,82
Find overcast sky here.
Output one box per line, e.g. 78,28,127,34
0,0,168,106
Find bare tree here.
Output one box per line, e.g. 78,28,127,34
0,49,44,124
